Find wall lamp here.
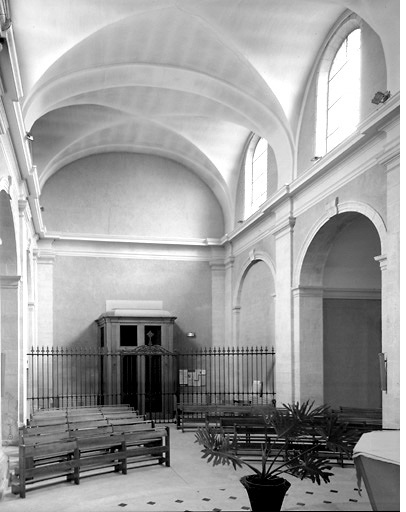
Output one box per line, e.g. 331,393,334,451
26,132,34,141
186,332,196,338
371,91,391,105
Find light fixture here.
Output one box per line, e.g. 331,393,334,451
186,332,196,338
371,91,391,105
26,132,34,141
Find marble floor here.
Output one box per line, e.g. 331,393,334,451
2,425,373,511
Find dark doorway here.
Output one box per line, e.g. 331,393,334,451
145,325,162,413
121,354,139,409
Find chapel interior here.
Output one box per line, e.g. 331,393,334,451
0,0,400,510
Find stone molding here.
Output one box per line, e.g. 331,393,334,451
0,274,21,289
292,286,381,299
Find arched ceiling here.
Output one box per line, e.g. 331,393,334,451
9,0,398,232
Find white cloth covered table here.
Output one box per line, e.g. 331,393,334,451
353,430,400,511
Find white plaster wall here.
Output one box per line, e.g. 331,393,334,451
41,153,224,239
52,256,213,350
238,260,275,347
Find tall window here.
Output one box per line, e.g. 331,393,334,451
245,137,268,218
316,27,361,156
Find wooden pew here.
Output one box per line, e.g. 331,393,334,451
121,427,170,471
176,403,273,432
12,423,170,498
75,433,126,475
218,415,349,467
12,439,79,498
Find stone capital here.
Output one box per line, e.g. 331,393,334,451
0,275,22,289
374,254,388,271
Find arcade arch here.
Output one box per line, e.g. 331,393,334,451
294,210,383,408
233,252,276,348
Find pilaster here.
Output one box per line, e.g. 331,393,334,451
271,214,295,404
292,286,324,404
378,149,400,428
209,259,226,346
224,255,234,346
0,275,21,445
35,241,56,347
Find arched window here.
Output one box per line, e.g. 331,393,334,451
316,23,361,156
245,137,268,218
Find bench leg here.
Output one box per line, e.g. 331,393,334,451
74,448,80,485
19,445,26,498
165,427,170,467
121,442,127,475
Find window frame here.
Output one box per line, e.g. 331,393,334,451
315,15,362,157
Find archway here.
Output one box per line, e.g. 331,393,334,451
296,212,382,408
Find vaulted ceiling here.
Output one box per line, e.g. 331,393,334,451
8,0,399,231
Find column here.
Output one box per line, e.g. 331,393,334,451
35,241,55,347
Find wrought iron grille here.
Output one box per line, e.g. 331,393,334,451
27,346,276,422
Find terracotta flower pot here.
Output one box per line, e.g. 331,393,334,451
240,475,291,512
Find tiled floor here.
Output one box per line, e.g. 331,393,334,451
2,425,373,511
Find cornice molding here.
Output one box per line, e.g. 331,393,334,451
292,286,381,299
323,287,381,299
4,24,23,99
38,237,218,263
43,232,222,247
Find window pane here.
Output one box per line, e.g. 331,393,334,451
326,29,361,152
247,137,268,213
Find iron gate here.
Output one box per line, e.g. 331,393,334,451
27,346,276,422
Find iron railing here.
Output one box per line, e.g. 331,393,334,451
27,346,276,422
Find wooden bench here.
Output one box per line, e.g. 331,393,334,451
176,403,272,432
11,424,170,498
218,415,351,467
13,439,79,498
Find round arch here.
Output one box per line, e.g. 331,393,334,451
292,203,384,408
293,201,386,288
233,250,276,347
233,250,276,309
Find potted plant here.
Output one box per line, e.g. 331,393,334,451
195,400,359,512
